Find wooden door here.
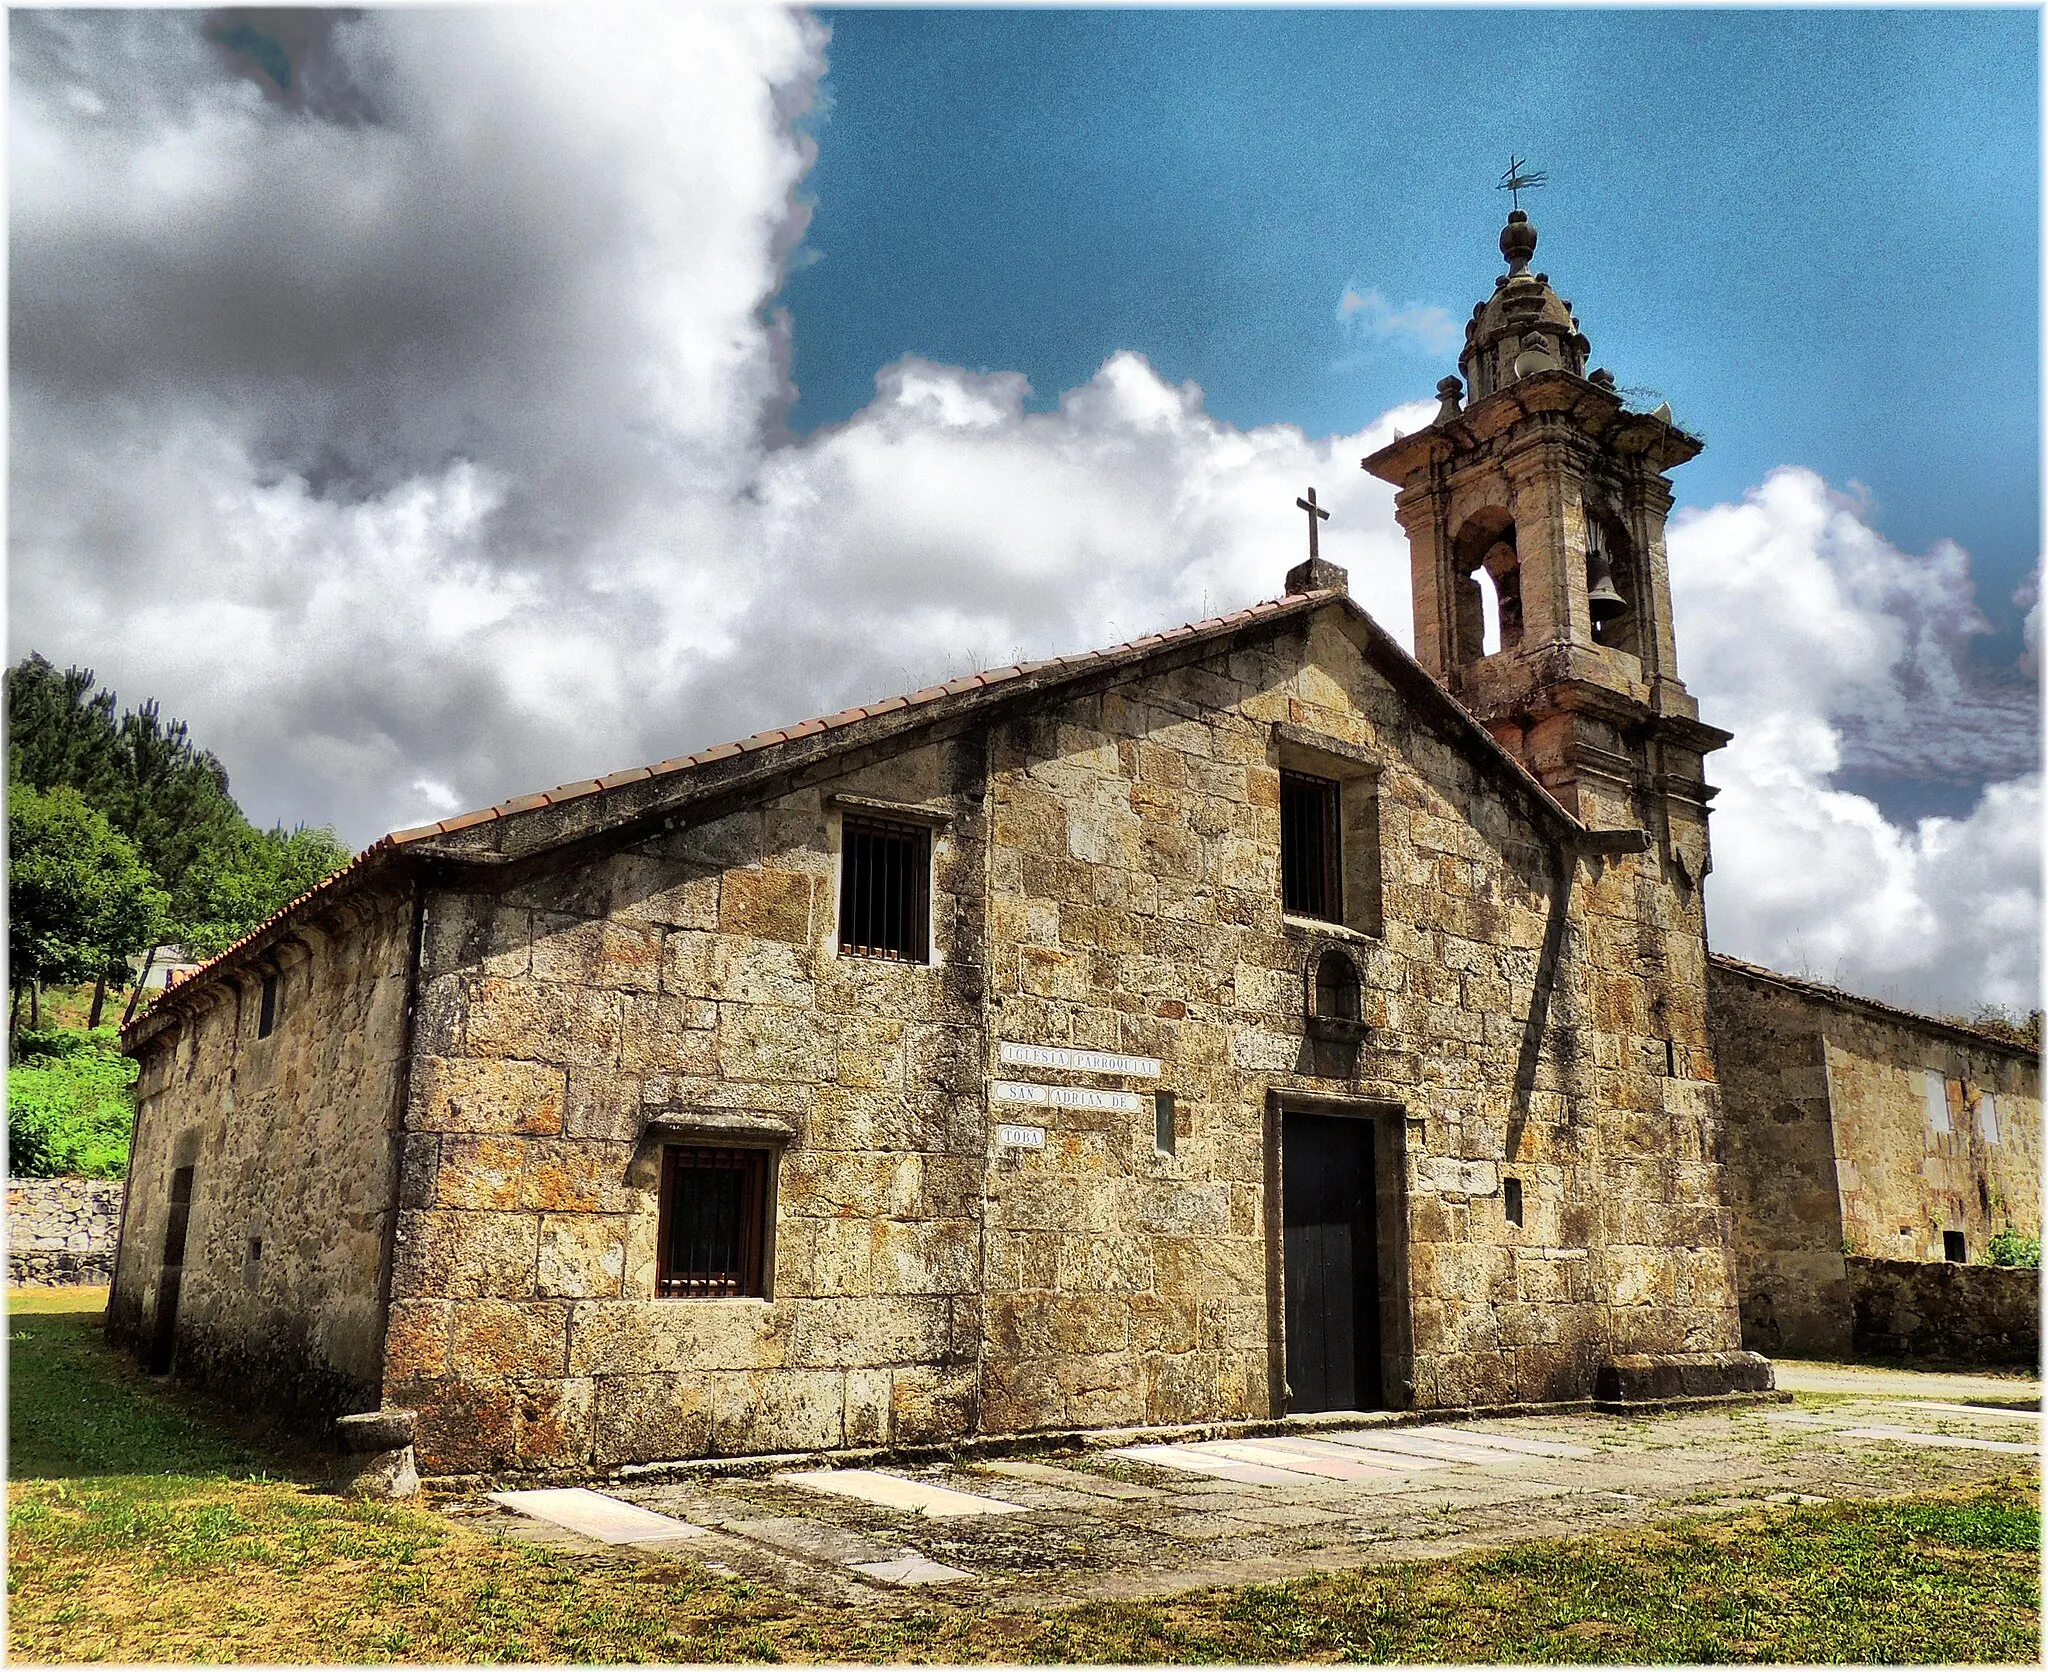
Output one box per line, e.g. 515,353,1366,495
1282,1114,1382,1412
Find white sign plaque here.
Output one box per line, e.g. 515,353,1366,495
995,1123,1046,1149
992,1079,1145,1114
999,1041,1161,1078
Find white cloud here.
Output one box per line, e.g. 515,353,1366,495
1671,469,2041,1013
1337,286,1463,357
9,8,2037,1016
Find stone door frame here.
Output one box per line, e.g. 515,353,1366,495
1264,1089,1415,1415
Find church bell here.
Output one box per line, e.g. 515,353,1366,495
1584,526,1628,625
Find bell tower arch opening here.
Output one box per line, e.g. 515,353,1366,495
1584,502,1641,657
1449,507,1522,665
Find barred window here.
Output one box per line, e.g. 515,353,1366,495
656,1146,770,1298
838,816,930,961
1280,771,1343,921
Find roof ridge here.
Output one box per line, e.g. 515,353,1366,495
385,591,1322,847
1708,952,2037,1053
128,591,1336,1042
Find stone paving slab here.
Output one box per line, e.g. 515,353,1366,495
777,1467,1031,1517
1226,1501,1348,1528
1202,1438,1414,1481
719,1515,904,1566
489,1487,706,1545
1839,1425,2038,1454
1426,1426,1599,1458
1108,1443,1305,1484
974,1458,1164,1499
1145,1512,1272,1543
479,1371,2041,1618
1894,1400,2042,1424
1331,1432,1529,1466
851,1555,976,1587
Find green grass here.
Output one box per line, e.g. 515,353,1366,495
9,1290,2040,1664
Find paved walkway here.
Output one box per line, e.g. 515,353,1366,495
1772,1357,2041,1404
465,1368,2040,1610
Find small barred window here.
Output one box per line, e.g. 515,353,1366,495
1280,770,1343,921
838,817,930,962
657,1146,770,1298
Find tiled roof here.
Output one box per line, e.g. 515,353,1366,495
1708,953,2039,1058
124,591,1345,1045
382,592,1328,846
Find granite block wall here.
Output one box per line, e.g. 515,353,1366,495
108,887,416,1424
1711,958,2040,1360
1848,1256,2040,1367
8,1177,125,1286
382,738,992,1476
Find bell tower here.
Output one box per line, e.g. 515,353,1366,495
1362,205,1729,879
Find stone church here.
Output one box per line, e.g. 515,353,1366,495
113,207,1774,1478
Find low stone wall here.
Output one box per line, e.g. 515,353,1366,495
8,1177,126,1286
1847,1255,2041,1367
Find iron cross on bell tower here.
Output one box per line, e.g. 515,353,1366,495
1284,486,1349,598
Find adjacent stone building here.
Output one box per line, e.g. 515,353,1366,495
1711,956,2041,1362
111,208,1774,1477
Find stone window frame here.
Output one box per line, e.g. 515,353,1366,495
1271,724,1383,940
826,793,952,968
638,1111,792,1304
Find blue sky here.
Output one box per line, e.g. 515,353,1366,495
784,7,2040,658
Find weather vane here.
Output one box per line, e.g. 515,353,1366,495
1499,155,1547,211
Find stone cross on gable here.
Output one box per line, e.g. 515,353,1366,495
1296,487,1330,563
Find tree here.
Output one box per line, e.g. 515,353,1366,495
5,655,122,804
4,656,243,907
109,699,245,907
8,783,166,1037
176,822,354,960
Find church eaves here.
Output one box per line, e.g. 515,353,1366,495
126,585,1596,1050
